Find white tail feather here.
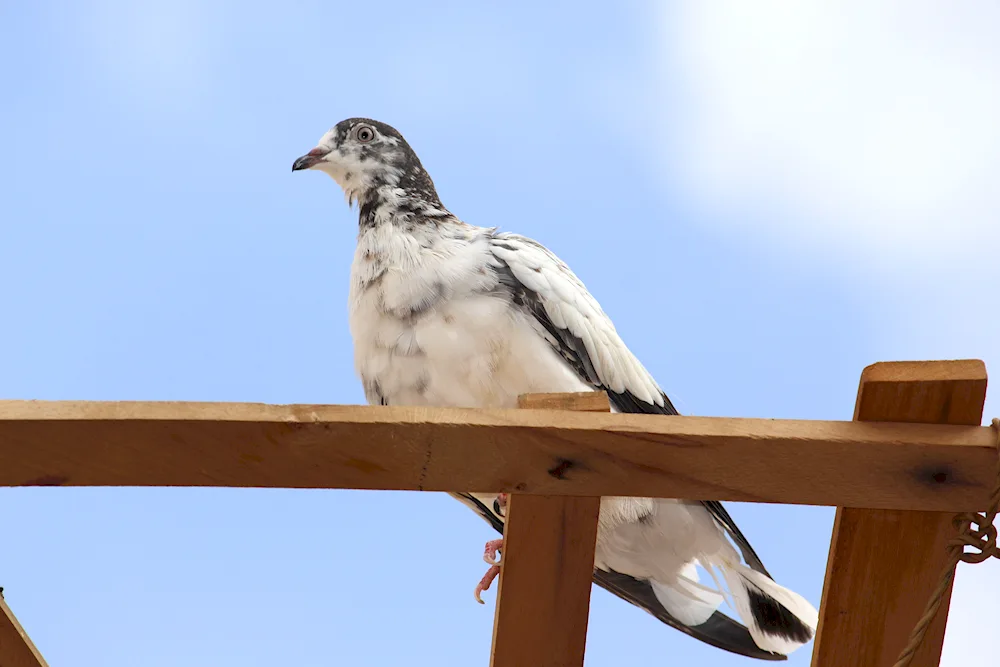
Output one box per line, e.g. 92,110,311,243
650,563,724,626
720,562,818,655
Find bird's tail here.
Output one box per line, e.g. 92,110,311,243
719,561,818,655
650,562,725,627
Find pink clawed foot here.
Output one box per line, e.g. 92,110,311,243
475,564,500,604
475,538,505,604
475,494,510,604
483,538,503,566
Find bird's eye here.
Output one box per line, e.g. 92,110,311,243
355,125,375,143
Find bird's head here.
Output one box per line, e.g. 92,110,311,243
292,118,439,207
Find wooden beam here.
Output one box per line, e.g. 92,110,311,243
490,393,604,667
504,391,611,412
0,591,49,667
0,377,994,510
811,360,988,667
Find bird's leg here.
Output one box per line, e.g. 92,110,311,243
475,493,510,603
475,538,505,604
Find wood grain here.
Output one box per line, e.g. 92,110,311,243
0,388,995,511
490,393,603,667
505,391,611,412
0,593,49,667
811,359,988,667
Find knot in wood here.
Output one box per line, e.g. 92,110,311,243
547,458,574,480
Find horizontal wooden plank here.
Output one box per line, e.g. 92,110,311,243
0,399,995,510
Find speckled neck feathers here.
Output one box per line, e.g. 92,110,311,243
338,120,451,230
356,183,455,231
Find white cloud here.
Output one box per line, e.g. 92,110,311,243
648,1,1000,269
615,4,1000,661
611,0,1000,419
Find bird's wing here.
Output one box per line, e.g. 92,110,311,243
487,233,792,654
451,491,784,661
489,232,675,412
487,232,770,575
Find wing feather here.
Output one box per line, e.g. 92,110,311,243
488,232,771,577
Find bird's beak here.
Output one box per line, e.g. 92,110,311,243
292,147,330,172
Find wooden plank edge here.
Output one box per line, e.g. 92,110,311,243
0,592,49,667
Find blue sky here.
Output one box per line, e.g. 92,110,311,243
1,2,997,666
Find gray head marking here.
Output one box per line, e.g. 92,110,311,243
292,118,441,208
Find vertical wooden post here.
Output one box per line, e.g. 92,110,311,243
0,592,49,667
489,392,608,667
811,360,988,667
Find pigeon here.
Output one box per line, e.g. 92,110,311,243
292,118,819,659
